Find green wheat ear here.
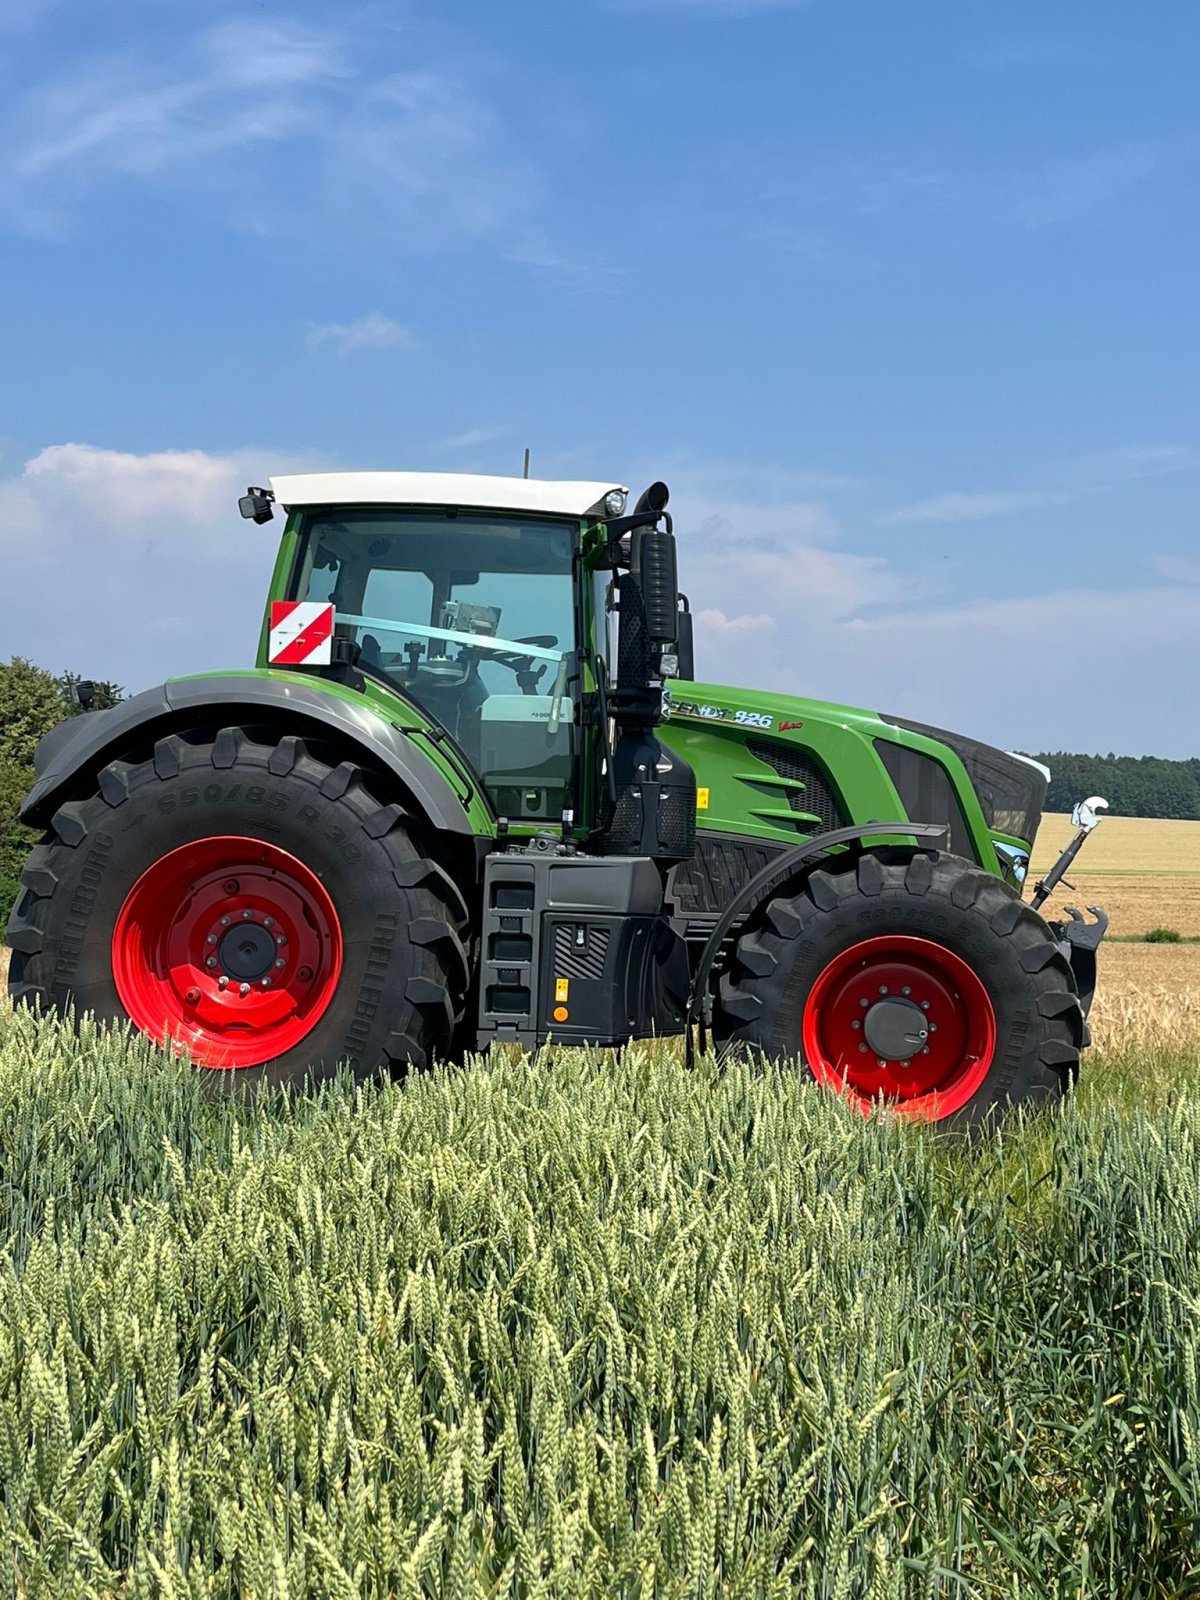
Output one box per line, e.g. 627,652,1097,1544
0,1006,1198,1597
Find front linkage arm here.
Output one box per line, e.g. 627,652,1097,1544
1031,796,1110,1021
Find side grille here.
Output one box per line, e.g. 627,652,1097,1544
669,832,791,917
553,922,611,980
745,740,846,832
658,786,697,861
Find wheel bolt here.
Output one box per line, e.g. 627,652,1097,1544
220,916,231,927
274,958,285,970
239,983,250,997
242,909,253,920
902,986,911,996
929,1023,937,1033
852,1020,861,1030
185,988,200,1005
859,998,869,1009
275,935,286,947
205,956,217,968
260,977,271,989
263,916,274,928
218,976,229,990
921,1001,930,1011
206,933,216,945
879,986,888,995
224,880,239,894
877,1057,887,1067
921,1046,930,1055
859,1043,868,1053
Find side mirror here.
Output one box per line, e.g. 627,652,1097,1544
674,598,695,681
633,525,679,644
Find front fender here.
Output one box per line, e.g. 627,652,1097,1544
19,674,482,838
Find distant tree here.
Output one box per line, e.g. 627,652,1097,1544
1028,751,1200,821
0,659,126,927
0,657,65,767
57,671,126,716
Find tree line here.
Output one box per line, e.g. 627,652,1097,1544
1,658,124,925
1029,751,1200,822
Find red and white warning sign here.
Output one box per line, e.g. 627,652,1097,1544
268,601,335,666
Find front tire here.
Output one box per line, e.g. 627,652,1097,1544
715,849,1083,1129
6,727,469,1090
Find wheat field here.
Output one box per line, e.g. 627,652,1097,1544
3,827,1200,1595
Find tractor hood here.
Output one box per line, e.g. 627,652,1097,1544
664,679,1048,867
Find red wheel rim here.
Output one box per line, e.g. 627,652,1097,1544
112,836,343,1069
801,935,996,1121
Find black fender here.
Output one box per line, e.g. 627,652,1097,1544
19,675,481,838
686,821,949,1031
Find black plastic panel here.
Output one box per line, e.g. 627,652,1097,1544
874,740,977,862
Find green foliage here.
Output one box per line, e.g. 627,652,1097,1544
2,1015,1199,1597
1145,926,1183,944
1031,749,1200,820
0,657,126,926
57,668,126,714
0,756,36,929
0,656,64,767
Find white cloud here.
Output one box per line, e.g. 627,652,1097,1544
2,19,346,233
1011,142,1161,229
1065,444,1200,484
665,483,1198,756
0,443,319,691
305,313,414,356
881,443,1200,527
880,489,1069,525
431,426,510,451
1151,555,1200,586
0,19,604,285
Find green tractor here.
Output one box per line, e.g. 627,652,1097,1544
5,472,1106,1127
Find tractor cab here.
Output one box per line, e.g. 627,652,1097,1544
271,474,631,828
285,498,579,821
270,472,695,860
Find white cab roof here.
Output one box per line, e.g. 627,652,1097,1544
269,472,626,519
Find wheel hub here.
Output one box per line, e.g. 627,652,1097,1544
862,996,929,1061
217,921,276,981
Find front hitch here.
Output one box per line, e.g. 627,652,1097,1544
1031,796,1110,1020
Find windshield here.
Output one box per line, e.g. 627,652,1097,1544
292,508,579,823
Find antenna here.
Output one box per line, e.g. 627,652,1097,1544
522,447,530,479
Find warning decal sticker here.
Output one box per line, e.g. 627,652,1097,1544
268,601,335,666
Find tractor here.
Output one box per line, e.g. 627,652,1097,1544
5,472,1107,1128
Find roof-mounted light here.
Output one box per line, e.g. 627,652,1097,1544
604,489,627,518
238,486,275,524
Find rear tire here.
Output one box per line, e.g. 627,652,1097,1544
5,727,469,1090
715,849,1083,1129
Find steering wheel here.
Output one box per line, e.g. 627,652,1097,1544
488,635,559,694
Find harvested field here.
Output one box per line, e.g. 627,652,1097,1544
1031,811,1200,937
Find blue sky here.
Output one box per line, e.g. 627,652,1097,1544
1,0,1197,756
